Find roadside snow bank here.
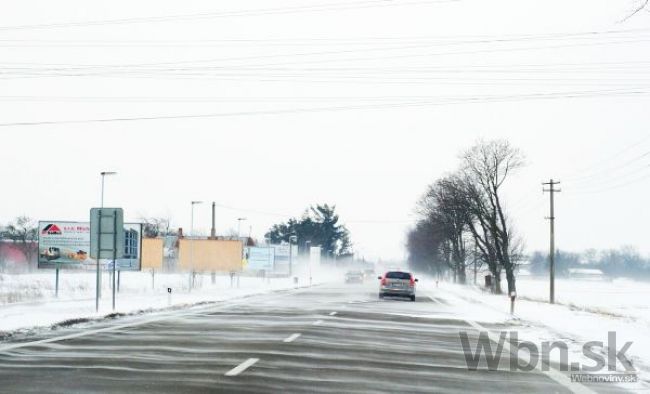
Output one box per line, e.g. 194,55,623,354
428,279,650,388
0,271,314,333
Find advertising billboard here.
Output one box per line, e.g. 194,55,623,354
272,244,290,274
141,238,164,270
177,239,242,272
38,221,91,269
38,221,142,271
244,247,275,271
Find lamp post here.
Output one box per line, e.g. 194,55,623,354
98,171,116,303
190,201,203,291
237,218,247,238
100,171,117,208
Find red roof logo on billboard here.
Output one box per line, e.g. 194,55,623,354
42,224,62,235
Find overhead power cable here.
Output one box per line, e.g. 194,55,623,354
0,0,457,31
0,88,647,128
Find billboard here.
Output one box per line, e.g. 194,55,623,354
178,239,242,272
244,247,275,271
141,238,164,270
38,221,142,271
38,221,91,269
272,244,290,274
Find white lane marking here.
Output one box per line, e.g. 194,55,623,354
329,312,337,316
225,358,259,377
283,333,301,343
313,320,324,326
465,319,595,394
428,296,437,303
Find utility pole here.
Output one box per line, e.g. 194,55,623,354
543,179,561,304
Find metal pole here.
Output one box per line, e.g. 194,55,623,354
99,175,104,299
543,179,561,304
550,183,556,304
211,202,216,239
96,212,102,312
306,240,312,286
112,212,117,311
101,174,105,208
289,240,293,277
190,203,194,291
55,267,59,298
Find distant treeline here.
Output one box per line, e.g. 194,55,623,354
528,246,650,278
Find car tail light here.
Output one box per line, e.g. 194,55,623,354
409,276,415,287
380,276,387,286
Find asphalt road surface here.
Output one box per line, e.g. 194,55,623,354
0,282,628,393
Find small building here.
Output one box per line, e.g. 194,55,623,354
568,268,604,280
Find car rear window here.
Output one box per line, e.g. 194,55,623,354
386,272,412,280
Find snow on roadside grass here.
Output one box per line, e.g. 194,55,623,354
429,278,650,389
0,271,309,333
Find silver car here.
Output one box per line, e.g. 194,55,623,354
378,271,418,301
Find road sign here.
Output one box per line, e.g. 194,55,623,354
90,208,124,260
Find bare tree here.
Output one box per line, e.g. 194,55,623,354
6,216,38,268
141,216,174,238
460,139,525,294
406,219,447,277
418,176,472,283
622,0,648,21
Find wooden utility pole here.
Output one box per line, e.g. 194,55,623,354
543,179,561,304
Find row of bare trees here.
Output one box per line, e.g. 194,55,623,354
407,139,525,294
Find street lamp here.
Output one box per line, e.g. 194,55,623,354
98,171,116,302
100,171,117,207
237,218,247,238
190,201,203,290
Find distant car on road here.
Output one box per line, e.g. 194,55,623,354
345,270,364,284
378,271,418,301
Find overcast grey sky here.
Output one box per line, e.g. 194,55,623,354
1,0,649,260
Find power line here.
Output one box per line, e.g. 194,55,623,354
0,88,647,128
0,0,457,31
2,32,650,74
2,27,650,47
568,167,650,195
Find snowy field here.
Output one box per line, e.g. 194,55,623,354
516,277,650,324
0,270,317,333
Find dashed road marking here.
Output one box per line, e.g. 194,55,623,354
283,333,301,343
329,312,337,316
225,358,259,377
313,320,324,326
